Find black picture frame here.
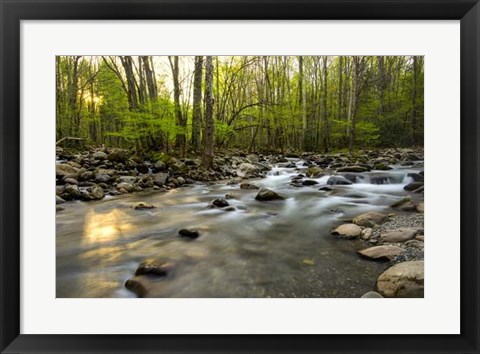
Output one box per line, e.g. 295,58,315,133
1,0,479,353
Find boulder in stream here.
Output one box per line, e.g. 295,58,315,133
116,182,135,193
178,229,200,239
353,211,388,227
134,259,173,277
357,245,406,261
236,163,258,178
132,202,156,210
88,185,105,200
361,291,384,298
56,195,66,204
390,198,417,212
240,182,259,190
255,188,285,201
326,176,352,185
336,165,369,173
416,202,424,213
404,182,424,191
374,163,392,171
56,163,79,178
211,198,229,208
306,166,323,178
331,223,362,239
381,228,417,242
375,261,424,297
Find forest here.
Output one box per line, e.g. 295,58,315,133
56,55,424,164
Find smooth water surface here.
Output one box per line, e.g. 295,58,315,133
56,160,423,298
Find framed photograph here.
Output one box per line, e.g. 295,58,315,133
1,0,479,353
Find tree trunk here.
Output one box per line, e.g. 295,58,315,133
410,56,418,145
203,56,215,169
169,56,186,155
119,56,139,111
192,56,203,151
347,57,358,153
298,56,308,150
141,56,157,101
322,56,329,153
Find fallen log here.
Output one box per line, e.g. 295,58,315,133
56,137,86,145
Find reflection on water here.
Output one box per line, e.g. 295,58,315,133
56,160,423,298
83,209,134,244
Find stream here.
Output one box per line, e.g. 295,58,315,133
56,159,424,298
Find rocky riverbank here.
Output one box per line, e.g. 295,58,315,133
56,146,423,204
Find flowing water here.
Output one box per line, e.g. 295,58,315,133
56,159,423,298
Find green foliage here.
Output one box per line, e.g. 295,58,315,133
56,55,424,153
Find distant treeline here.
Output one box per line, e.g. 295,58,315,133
56,55,424,157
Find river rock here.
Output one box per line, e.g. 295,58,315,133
92,151,108,160
88,185,105,200
132,202,156,210
375,261,424,297
361,227,373,240
135,259,172,277
56,195,66,204
64,177,78,185
125,277,152,297
107,149,128,162
95,173,111,183
381,228,417,242
176,177,186,185
407,172,424,182
374,163,392,171
357,245,406,261
255,188,285,201
302,179,319,186
405,239,424,250
413,185,424,193
172,161,188,173
64,184,80,198
154,173,169,186
319,186,333,191
404,182,424,191
336,165,369,173
153,160,167,172
178,229,200,239
237,163,258,178
119,175,136,183
56,163,79,178
391,198,417,212
246,154,259,164
331,223,362,239
353,211,388,227
211,198,229,208
306,166,323,178
116,182,135,193
416,202,424,213
136,163,149,174
240,182,259,190
79,170,95,181
326,176,352,185
361,291,384,298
